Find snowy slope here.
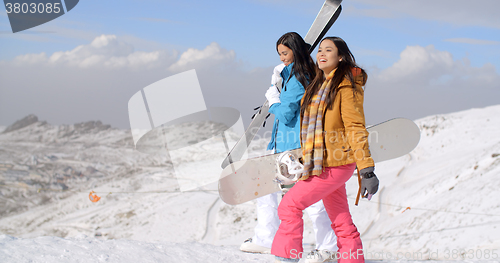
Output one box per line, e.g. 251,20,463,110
352,105,500,256
1,105,500,262
0,234,275,262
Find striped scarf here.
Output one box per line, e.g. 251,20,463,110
301,70,335,177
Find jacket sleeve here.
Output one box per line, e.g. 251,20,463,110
269,76,305,125
338,81,374,170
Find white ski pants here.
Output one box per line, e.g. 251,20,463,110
252,191,338,251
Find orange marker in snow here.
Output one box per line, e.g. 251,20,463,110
89,191,101,202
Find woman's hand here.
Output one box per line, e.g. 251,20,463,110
265,86,281,106
271,63,285,87
360,167,379,200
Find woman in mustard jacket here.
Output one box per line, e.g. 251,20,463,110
271,37,379,263
242,32,338,263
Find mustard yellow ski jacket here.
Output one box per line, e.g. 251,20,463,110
322,68,375,171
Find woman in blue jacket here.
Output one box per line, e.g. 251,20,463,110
240,32,337,263
266,60,304,153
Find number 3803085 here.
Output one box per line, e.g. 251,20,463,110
5,3,62,14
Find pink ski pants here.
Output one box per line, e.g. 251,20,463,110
271,163,364,263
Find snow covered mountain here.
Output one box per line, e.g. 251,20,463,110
1,105,499,262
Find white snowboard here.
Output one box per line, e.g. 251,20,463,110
218,118,420,205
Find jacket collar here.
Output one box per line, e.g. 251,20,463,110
281,62,294,80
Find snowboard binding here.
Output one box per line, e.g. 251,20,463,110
274,151,304,189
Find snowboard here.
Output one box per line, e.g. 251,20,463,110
218,118,420,205
221,0,343,169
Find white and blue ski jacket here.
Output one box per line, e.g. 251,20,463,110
267,62,305,153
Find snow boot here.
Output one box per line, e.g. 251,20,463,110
239,238,271,254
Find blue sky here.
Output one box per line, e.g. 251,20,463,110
1,0,499,129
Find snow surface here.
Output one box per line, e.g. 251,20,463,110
1,105,500,262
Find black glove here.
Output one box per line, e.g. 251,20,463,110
360,167,379,200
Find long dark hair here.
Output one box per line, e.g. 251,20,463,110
301,36,367,118
276,32,316,90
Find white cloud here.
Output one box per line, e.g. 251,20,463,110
168,42,236,72
364,44,500,123
374,44,500,88
47,35,165,68
13,52,48,64
6,35,240,72
104,51,162,68
376,45,455,83
8,34,175,69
